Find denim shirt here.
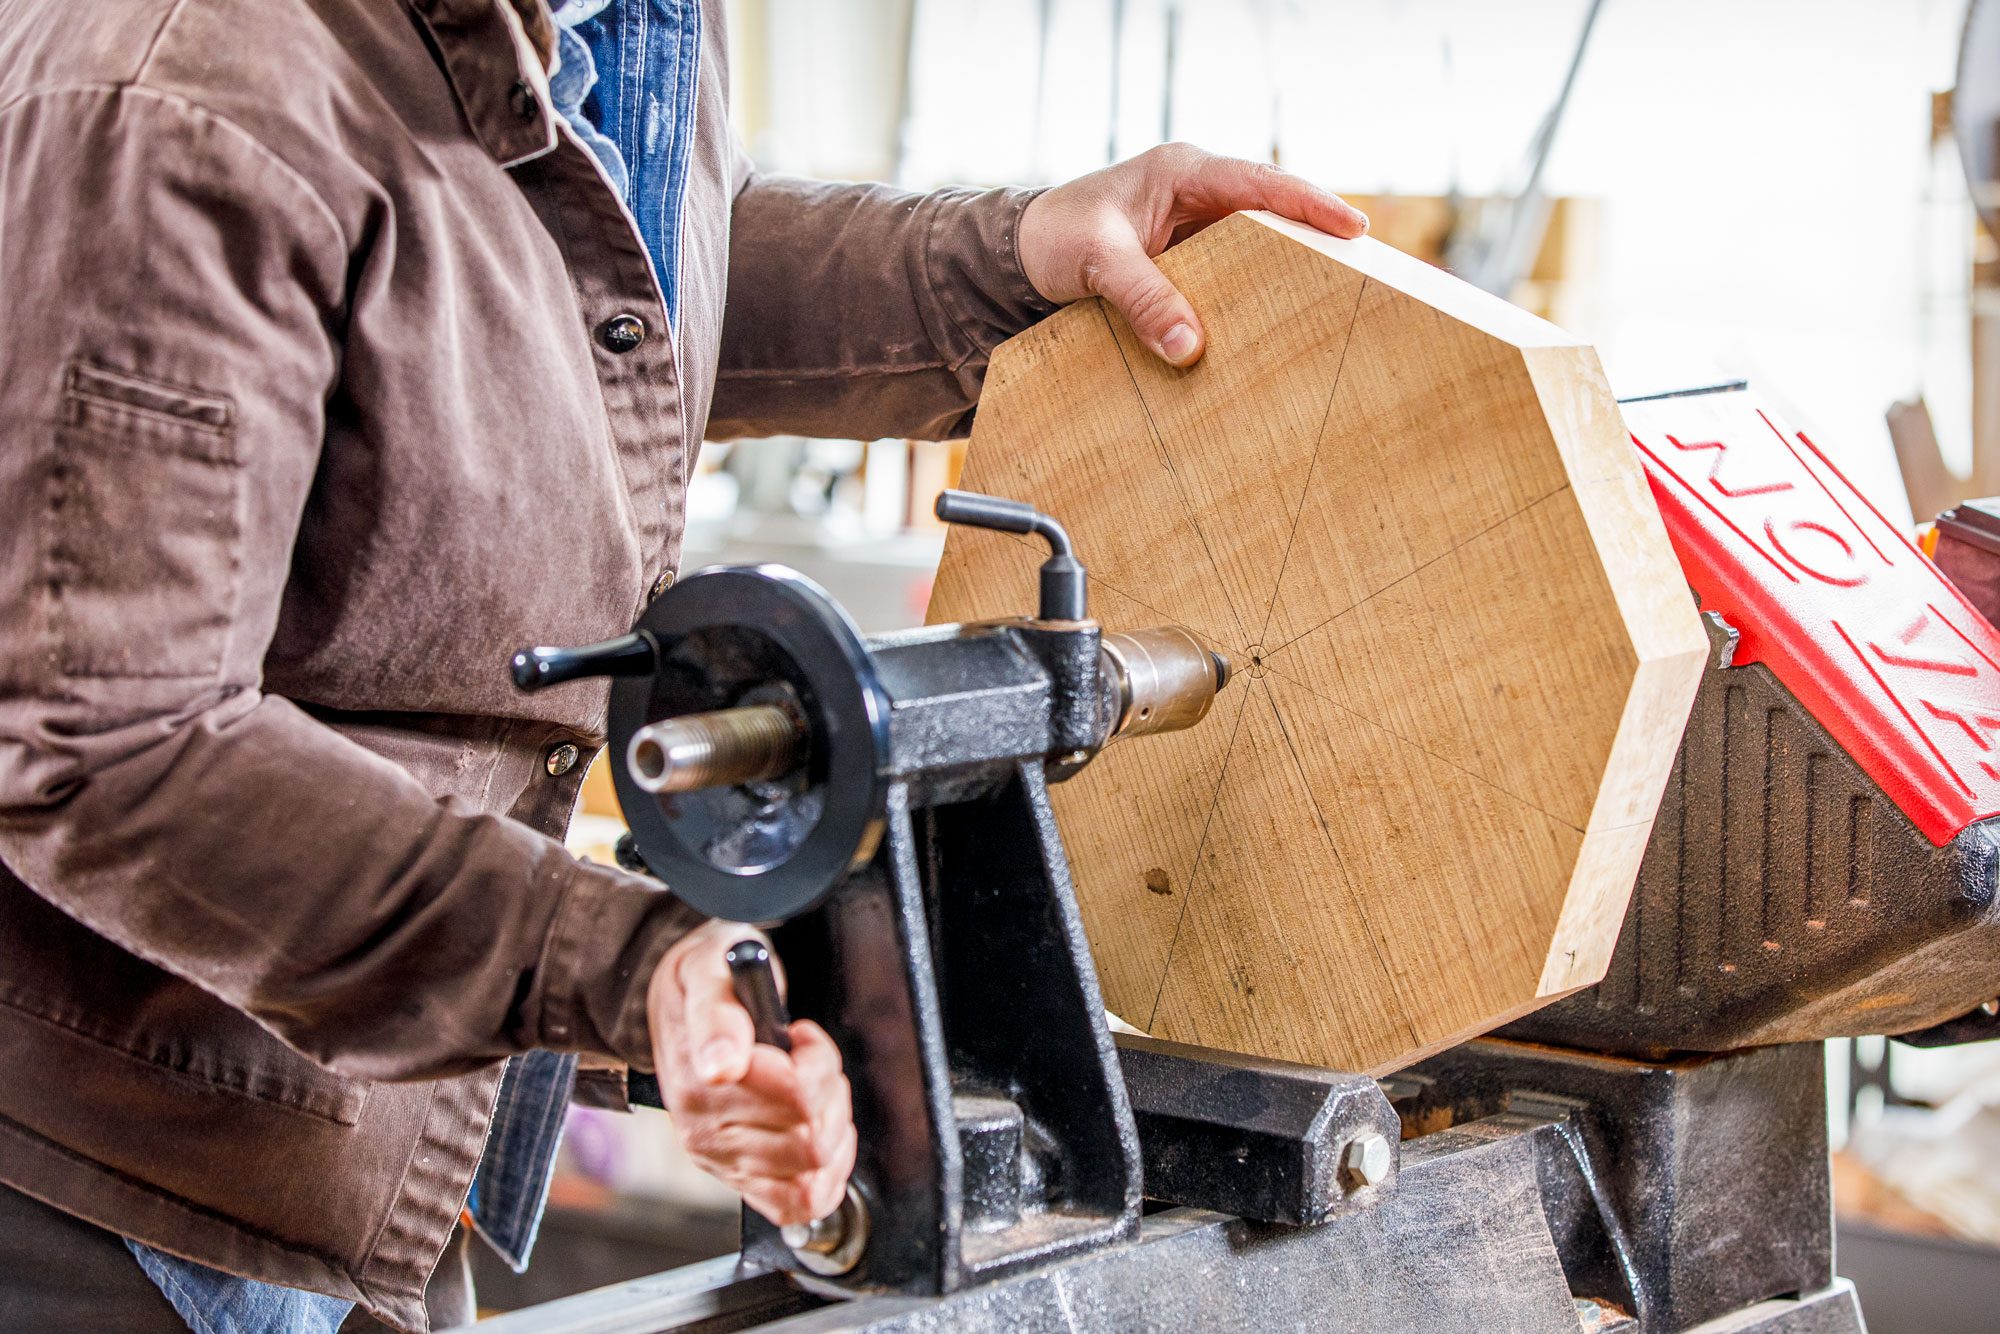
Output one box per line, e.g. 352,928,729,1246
127,3,702,1326
551,0,704,321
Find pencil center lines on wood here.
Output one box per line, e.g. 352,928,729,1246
1254,276,1371,652
1145,671,1256,1032
1260,480,1579,663
1261,656,1586,837
1098,303,1255,652
1261,677,1425,1051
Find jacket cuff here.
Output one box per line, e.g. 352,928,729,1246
532,859,705,1070
917,184,1061,368
570,1064,636,1112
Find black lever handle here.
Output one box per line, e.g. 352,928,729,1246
622,936,789,1110
933,489,1063,541
726,939,794,1053
510,631,657,692
934,489,1086,621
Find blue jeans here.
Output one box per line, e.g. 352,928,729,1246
123,1241,352,1334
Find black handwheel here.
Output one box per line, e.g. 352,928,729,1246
609,566,891,923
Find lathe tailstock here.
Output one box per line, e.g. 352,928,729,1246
510,489,1309,1297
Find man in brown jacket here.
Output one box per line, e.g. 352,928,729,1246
0,0,1366,1328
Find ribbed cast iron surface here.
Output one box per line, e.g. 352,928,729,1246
1510,619,2000,1055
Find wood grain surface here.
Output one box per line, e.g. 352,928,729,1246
928,211,1706,1075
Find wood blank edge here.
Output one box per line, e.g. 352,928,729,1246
1537,819,1659,997
1244,210,1575,351
1584,632,1709,835
1518,342,1708,835
1525,344,1711,666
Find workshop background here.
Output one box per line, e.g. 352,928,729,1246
512,2,2000,1328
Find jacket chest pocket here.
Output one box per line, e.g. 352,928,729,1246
44,360,242,679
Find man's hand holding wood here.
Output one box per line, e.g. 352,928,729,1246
1019,143,1369,367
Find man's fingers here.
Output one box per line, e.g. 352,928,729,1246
741,1177,825,1228
719,1023,850,1156
688,1036,852,1217
652,930,856,1225
1186,153,1368,239
675,1061,808,1133
741,1129,855,1228
808,1119,859,1218
727,1109,854,1226
786,1022,853,1144
786,1020,842,1087
797,1145,855,1221
1089,235,1204,367
677,941,757,1086
684,1120,823,1181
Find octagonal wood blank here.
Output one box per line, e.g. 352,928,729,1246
928,211,1707,1075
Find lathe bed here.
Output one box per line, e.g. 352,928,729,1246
483,1037,1856,1333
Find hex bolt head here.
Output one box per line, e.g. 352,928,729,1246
1339,1132,1393,1190
781,1184,870,1276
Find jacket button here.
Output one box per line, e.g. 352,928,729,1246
510,80,541,122
649,571,674,600
597,314,647,354
546,743,580,777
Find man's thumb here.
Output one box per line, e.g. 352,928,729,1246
1092,241,1204,367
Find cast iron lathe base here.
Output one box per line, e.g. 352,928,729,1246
482,1037,1864,1334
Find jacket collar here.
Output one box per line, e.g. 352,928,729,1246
405,0,560,168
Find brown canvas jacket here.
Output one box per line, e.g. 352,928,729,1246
0,0,1052,1327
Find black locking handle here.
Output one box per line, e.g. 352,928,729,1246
934,489,1086,621
510,631,658,692
726,939,794,1053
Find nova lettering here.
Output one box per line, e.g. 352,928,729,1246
1860,609,2000,786
1919,700,2000,783
1869,609,1980,679
1668,433,1795,499
1766,519,1869,588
